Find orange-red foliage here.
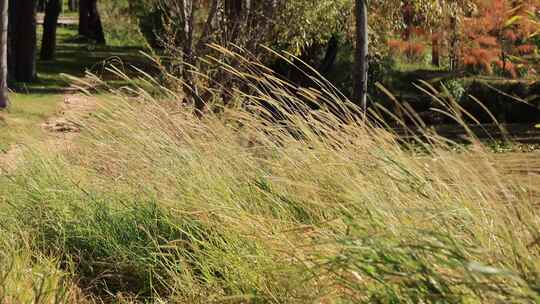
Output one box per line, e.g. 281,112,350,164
516,44,536,54
387,39,403,53
459,0,538,77
494,60,517,78
404,42,426,60
387,39,426,61
388,0,538,76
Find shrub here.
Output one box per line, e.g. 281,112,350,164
442,78,467,103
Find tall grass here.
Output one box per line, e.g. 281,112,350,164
0,48,539,303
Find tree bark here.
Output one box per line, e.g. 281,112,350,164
353,0,368,115
37,0,45,12
40,0,62,60
78,0,89,36
179,0,203,111
0,0,8,108
319,35,339,77
9,0,37,82
6,0,13,83
79,0,105,44
88,0,105,44
431,32,440,67
68,0,77,11
449,15,459,71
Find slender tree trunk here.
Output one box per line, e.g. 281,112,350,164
41,0,61,60
353,0,368,115
88,0,105,44
0,0,8,109
319,35,339,77
6,0,13,84
68,0,77,11
449,15,459,71
402,1,413,41
10,0,37,82
225,0,242,43
37,0,45,12
501,49,507,76
179,0,204,111
431,32,440,67
79,0,89,36
79,0,105,44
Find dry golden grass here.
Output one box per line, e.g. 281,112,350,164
0,48,538,303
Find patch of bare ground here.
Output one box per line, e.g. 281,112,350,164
1,93,98,172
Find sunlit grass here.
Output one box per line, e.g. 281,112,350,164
0,93,62,150
1,23,147,151
0,45,538,303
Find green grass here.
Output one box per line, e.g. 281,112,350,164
0,48,539,302
0,94,61,151
1,24,146,151
32,26,147,91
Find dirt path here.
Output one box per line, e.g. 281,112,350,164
0,93,98,172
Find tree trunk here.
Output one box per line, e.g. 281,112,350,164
179,0,204,112
431,32,440,67
402,1,413,40
79,0,105,44
353,0,368,115
37,0,45,12
78,0,89,36
68,0,77,11
319,35,339,77
40,0,61,60
0,0,8,108
224,0,242,43
88,0,105,44
9,0,37,82
449,16,459,71
6,0,13,83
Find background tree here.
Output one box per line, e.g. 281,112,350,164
87,0,105,44
8,0,37,83
465,0,538,77
0,0,8,109
78,0,89,36
79,0,104,44
40,0,62,60
353,0,368,113
68,0,77,11
37,0,45,12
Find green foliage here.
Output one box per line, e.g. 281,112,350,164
125,0,163,49
100,0,146,47
369,53,396,93
442,78,467,103
273,0,353,54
